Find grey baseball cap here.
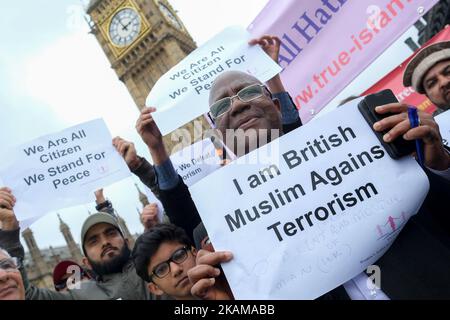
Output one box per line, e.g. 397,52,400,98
80,213,123,255
403,41,450,94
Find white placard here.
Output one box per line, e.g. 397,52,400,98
146,26,282,135
140,138,222,223
189,104,429,299
0,119,131,221
170,138,222,187
436,110,450,147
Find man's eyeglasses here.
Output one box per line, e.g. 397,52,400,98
0,257,20,272
209,84,271,120
150,246,190,280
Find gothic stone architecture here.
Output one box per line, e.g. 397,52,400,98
86,0,210,152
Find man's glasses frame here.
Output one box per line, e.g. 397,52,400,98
209,83,272,121
0,257,20,272
150,246,191,281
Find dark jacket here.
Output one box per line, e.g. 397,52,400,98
374,167,450,299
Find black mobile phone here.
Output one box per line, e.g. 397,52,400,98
358,89,415,159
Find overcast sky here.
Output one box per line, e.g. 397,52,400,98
0,0,420,250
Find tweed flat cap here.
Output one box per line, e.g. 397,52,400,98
403,41,450,94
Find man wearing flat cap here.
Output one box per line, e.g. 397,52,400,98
404,41,450,116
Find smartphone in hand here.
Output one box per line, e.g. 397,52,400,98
358,89,415,159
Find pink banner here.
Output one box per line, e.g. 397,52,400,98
248,0,438,123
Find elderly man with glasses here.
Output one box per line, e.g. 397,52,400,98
0,247,25,300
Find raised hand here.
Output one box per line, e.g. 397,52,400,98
94,189,106,205
0,187,19,231
140,203,160,231
112,137,143,171
249,35,281,63
249,35,285,93
135,107,168,165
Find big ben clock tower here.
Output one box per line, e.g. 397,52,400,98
86,0,209,152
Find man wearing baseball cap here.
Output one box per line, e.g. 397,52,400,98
0,200,158,300
403,40,450,116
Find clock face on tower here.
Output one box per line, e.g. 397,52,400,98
109,8,142,47
158,3,183,30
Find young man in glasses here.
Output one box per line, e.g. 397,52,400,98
0,246,25,300
132,223,231,300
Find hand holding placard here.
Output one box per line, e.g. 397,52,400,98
136,107,168,165
112,137,143,171
0,187,19,231
188,249,234,300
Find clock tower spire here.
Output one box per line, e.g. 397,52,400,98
86,0,210,152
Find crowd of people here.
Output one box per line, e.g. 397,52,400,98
0,35,449,301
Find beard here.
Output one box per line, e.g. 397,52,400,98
88,244,131,276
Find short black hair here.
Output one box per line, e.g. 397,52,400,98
132,223,193,282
